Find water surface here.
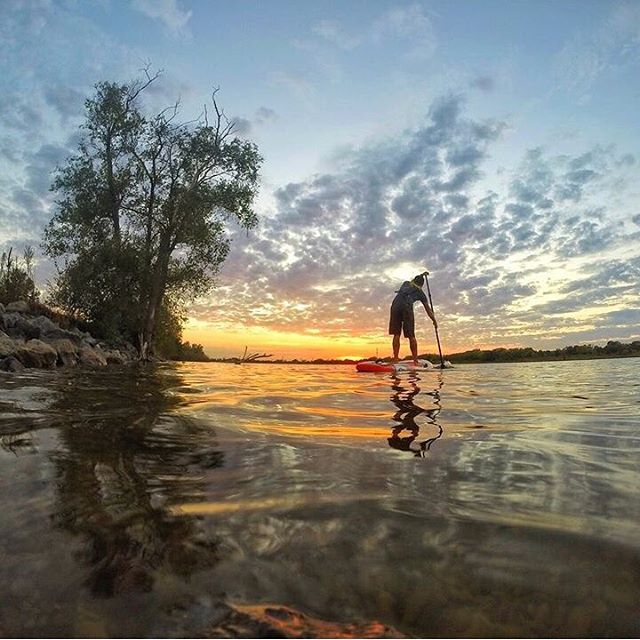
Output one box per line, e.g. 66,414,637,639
0,359,638,637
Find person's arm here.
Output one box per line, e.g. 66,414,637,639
422,301,437,328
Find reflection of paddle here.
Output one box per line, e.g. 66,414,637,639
422,270,445,369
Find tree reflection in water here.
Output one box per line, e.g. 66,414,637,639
47,365,223,597
388,372,444,457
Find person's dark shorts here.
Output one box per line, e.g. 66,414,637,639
389,298,415,338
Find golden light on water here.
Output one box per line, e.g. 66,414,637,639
168,493,387,517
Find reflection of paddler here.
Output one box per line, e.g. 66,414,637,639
389,274,437,365
387,374,443,457
388,376,424,453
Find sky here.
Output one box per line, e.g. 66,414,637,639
1,0,639,360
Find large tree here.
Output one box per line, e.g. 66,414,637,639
44,73,261,357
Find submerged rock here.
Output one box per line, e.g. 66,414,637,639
205,603,404,638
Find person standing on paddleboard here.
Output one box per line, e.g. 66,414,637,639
389,274,437,364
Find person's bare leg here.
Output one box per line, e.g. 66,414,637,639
392,334,400,362
409,337,418,365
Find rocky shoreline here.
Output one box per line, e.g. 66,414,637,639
0,300,137,372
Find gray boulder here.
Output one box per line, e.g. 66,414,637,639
19,315,82,343
6,300,29,313
0,356,25,372
1,313,40,339
30,315,60,335
1,312,22,331
15,316,40,339
104,349,126,365
42,327,83,343
0,311,81,343
51,339,80,367
0,332,18,358
15,339,58,368
79,345,107,367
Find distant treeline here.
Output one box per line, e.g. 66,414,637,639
207,340,640,365
430,340,640,364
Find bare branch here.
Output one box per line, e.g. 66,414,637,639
245,352,273,362
157,100,181,123
126,66,163,108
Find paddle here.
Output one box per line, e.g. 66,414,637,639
422,270,445,369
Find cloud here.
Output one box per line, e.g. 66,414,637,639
0,139,76,251
25,143,71,197
143,74,197,109
231,117,252,136
554,2,640,101
296,3,437,84
524,257,640,321
132,0,192,36
255,107,277,125
0,93,45,135
562,257,640,295
43,85,85,122
602,308,640,326
268,71,315,102
291,36,346,84
0,136,22,163
493,144,627,258
370,4,437,59
231,107,278,137
312,19,361,50
470,75,495,92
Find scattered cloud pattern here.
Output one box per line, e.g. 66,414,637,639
132,0,192,36
189,95,639,349
554,2,640,102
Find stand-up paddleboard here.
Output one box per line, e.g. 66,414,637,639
356,359,435,372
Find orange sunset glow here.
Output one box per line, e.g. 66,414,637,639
184,318,394,361
184,314,497,361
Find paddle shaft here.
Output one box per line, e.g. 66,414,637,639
424,273,445,368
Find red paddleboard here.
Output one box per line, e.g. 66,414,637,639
356,359,434,372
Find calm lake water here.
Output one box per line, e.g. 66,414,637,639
0,359,639,637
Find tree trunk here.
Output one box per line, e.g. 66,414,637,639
139,233,171,359
105,136,121,242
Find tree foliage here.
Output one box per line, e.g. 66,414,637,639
0,246,39,305
43,72,261,356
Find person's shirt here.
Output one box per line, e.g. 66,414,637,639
395,281,428,306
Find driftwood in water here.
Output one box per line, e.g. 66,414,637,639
231,346,273,364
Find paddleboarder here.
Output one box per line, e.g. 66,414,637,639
389,274,437,364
